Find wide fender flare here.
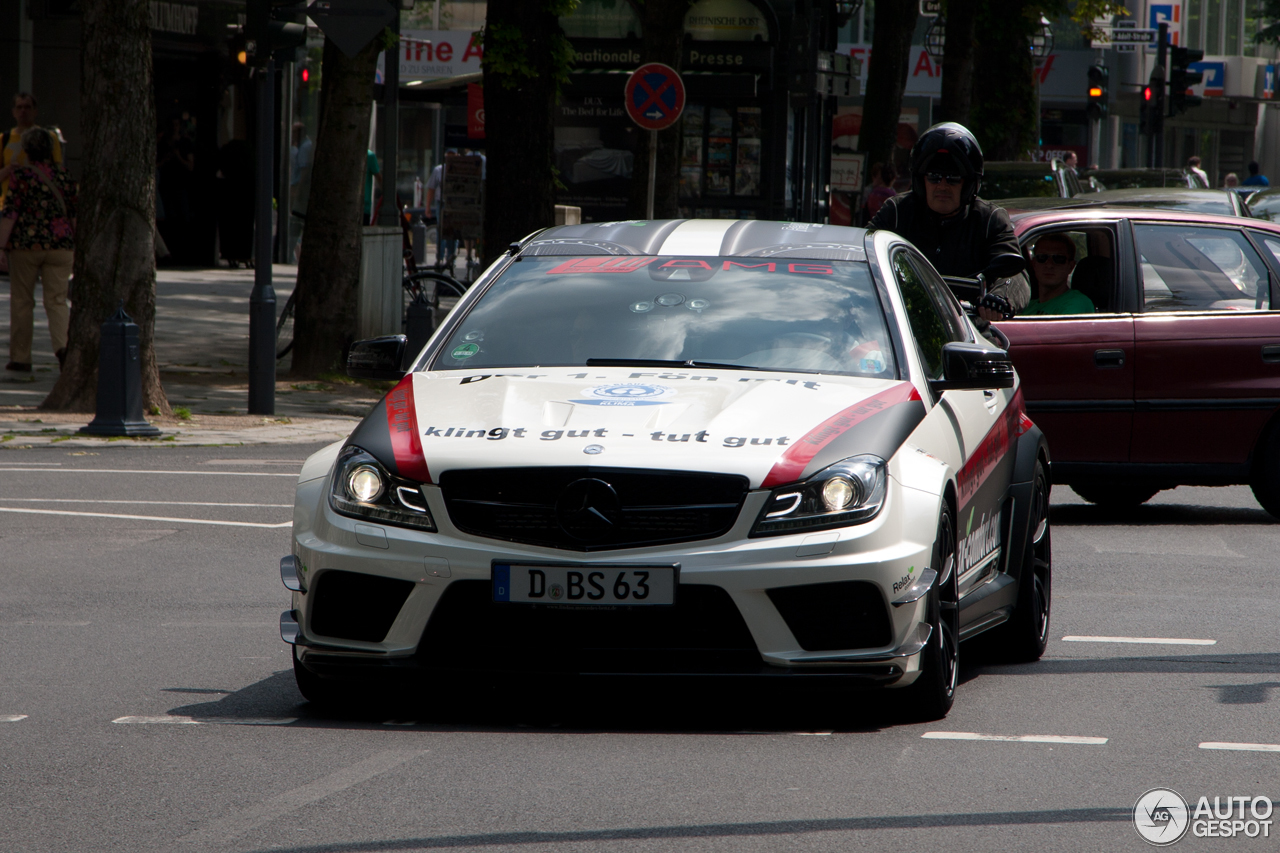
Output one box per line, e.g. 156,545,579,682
890,444,955,558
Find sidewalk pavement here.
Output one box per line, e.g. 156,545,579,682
0,264,395,448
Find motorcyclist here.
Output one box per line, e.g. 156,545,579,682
869,122,1028,322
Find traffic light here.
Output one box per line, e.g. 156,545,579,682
1169,46,1205,114
1087,65,1109,120
246,0,307,67
1141,66,1166,136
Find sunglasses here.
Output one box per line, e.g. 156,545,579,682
1032,252,1071,265
925,173,964,186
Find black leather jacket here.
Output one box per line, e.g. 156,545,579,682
868,192,1025,283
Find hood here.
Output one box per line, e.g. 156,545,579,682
346,367,926,490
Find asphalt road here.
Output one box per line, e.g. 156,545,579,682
1,443,1278,852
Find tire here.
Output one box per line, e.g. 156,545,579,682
276,291,297,359
900,502,959,722
1250,425,1280,519
1070,481,1159,508
993,460,1052,662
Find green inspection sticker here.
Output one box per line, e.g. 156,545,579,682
451,343,480,360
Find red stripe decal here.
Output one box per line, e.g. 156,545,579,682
385,375,432,483
956,388,1025,508
761,382,922,488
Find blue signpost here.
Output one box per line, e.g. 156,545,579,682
624,63,686,219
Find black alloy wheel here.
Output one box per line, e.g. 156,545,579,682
901,502,959,722
997,459,1052,662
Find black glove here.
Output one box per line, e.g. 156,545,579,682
977,293,1014,320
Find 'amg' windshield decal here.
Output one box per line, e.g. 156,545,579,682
761,382,922,488
385,376,432,484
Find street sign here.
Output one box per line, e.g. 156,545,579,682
624,63,686,132
919,0,941,15
306,0,397,58
1111,27,1158,44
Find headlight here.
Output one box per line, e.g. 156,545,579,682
750,455,886,536
329,446,436,532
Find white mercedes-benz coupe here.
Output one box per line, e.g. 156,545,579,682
280,220,1052,720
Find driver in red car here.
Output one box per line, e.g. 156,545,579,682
869,122,1028,324
1021,233,1095,315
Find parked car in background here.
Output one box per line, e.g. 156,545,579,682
1078,167,1206,191
1081,187,1252,217
1246,187,1280,222
981,160,1081,200
987,207,1280,514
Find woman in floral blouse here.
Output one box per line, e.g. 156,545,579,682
0,126,77,372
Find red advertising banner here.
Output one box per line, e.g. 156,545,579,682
467,82,485,140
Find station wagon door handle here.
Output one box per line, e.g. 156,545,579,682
1263,345,1280,364
1094,349,1126,369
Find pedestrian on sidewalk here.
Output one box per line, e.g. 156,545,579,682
0,92,63,274
0,127,77,373
1186,155,1209,188
1242,161,1270,188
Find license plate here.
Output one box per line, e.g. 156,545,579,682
492,563,676,606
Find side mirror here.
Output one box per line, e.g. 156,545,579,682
347,336,407,380
930,341,1015,392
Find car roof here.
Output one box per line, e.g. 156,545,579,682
1010,206,1275,231
1086,187,1233,202
525,220,870,259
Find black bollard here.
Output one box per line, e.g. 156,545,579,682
80,304,161,437
402,292,435,371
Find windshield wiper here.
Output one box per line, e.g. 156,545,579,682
585,358,773,372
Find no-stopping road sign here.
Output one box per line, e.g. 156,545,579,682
624,63,686,131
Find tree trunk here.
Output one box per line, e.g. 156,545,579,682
939,0,977,125
857,0,919,168
42,0,165,413
627,0,689,220
290,36,381,378
971,0,1038,160
482,0,561,264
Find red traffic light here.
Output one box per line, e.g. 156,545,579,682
301,67,309,83
1143,86,1153,101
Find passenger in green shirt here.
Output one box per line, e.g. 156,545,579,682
1022,233,1095,315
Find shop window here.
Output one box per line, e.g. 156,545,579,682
684,0,769,41
679,104,762,216
560,0,642,39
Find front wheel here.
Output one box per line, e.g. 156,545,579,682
993,459,1052,662
1250,424,1280,519
900,502,959,722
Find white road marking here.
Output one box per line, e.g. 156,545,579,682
0,621,90,627
0,507,291,528
112,715,297,725
1200,742,1280,753
202,460,305,466
0,467,296,477
1062,635,1216,646
0,461,62,465
168,749,425,849
1,715,28,722
922,732,1108,745
160,621,275,627
0,498,292,507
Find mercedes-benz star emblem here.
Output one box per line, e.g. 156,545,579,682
555,478,621,540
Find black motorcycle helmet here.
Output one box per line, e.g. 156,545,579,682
909,122,985,206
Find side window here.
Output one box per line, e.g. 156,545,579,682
908,255,971,343
1255,233,1280,274
1134,225,1270,312
893,250,964,380
1021,227,1116,314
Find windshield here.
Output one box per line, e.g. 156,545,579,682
429,256,897,378
1085,170,1187,190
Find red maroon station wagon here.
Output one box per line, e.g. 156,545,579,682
993,207,1280,515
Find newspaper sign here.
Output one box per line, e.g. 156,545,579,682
831,153,866,192
442,153,483,241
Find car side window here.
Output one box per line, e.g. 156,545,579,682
892,250,965,380
1257,234,1280,271
1134,224,1270,312
1018,227,1117,315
